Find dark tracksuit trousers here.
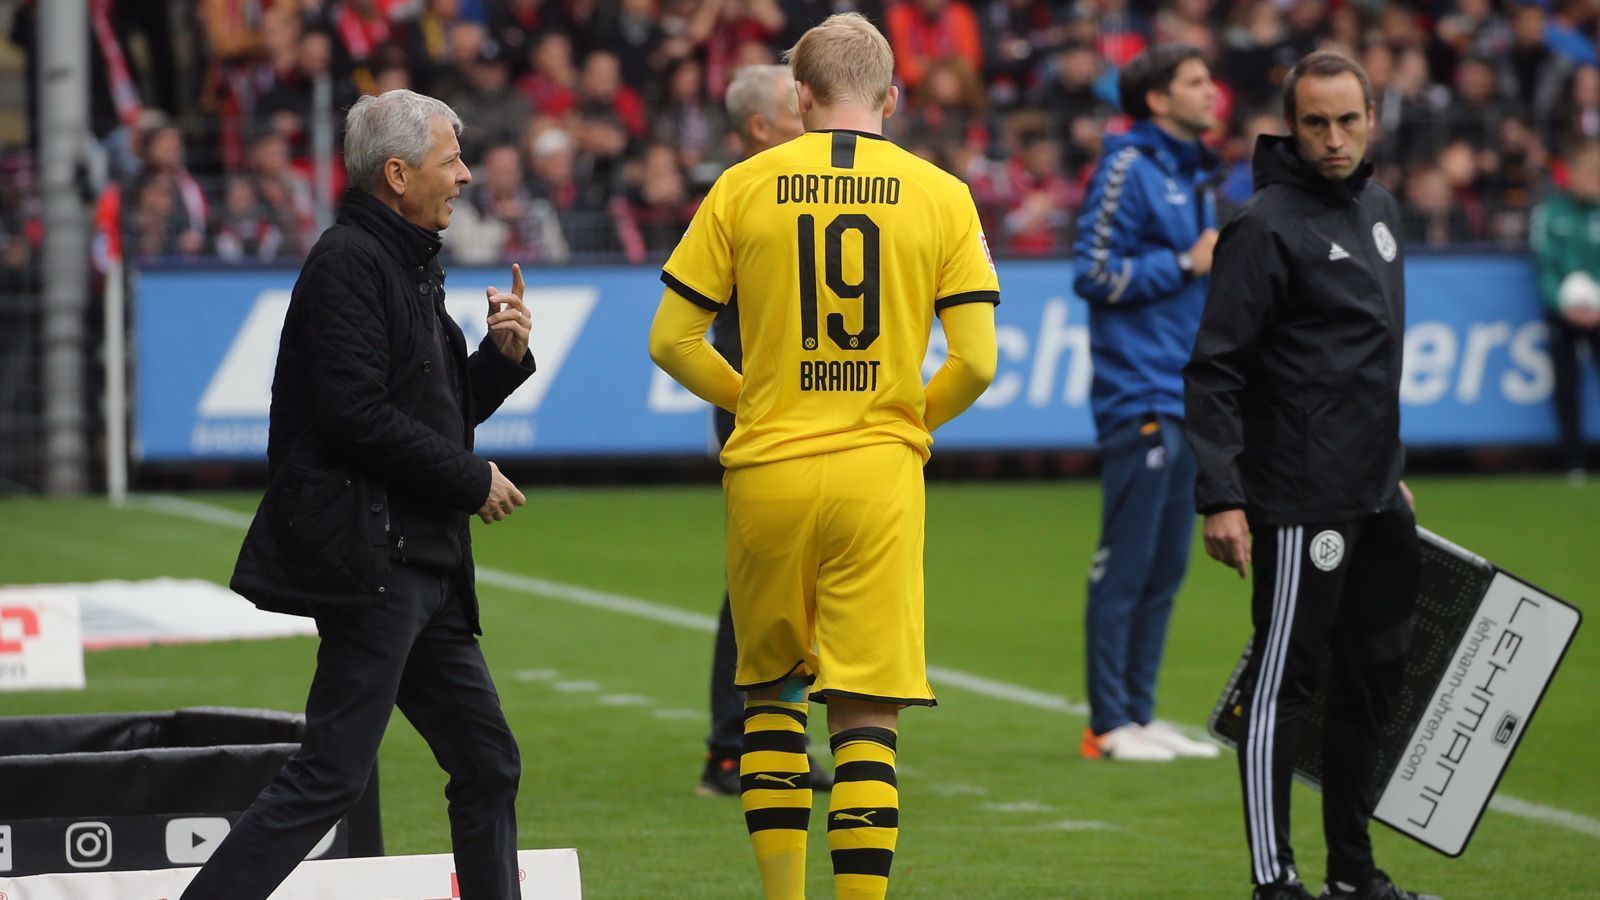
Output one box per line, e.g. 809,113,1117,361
181,565,522,900
708,306,745,759
1237,508,1419,887
1548,313,1600,470
1085,414,1197,736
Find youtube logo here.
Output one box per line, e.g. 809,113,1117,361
165,817,230,864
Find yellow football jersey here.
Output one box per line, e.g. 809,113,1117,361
661,128,1000,469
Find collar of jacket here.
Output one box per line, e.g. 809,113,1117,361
337,188,445,270
1251,134,1372,205
1110,120,1220,178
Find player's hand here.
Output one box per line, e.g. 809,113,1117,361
487,263,531,363
1203,509,1251,579
1189,229,1219,276
1399,479,1415,511
477,461,527,524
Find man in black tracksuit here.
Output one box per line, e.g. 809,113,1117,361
1183,52,1438,900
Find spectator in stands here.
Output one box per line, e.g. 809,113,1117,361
977,0,1065,107
686,0,785,99
213,176,287,262
998,132,1076,256
776,0,885,53
529,125,619,258
1217,1,1299,108
1031,42,1114,148
429,19,487,98
1430,0,1512,84
248,131,316,254
127,175,204,261
1530,143,1600,480
492,0,567,74
374,63,413,94
409,0,473,89
624,143,697,258
1547,0,1599,66
0,152,41,287
1503,3,1573,122
257,29,362,152
330,0,393,71
652,57,727,171
1554,64,1600,145
886,0,984,94
1401,163,1475,248
517,31,579,118
904,57,990,153
587,0,667,90
577,50,649,139
450,141,567,264
1218,108,1285,209
442,42,533,160
1489,114,1550,244
1448,55,1510,148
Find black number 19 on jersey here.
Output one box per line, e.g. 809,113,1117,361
797,213,880,352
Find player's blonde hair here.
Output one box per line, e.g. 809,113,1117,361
783,13,894,109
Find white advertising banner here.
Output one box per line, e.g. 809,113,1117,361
0,590,85,691
1374,572,1582,855
0,848,582,899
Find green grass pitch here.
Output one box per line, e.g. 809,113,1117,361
0,477,1595,898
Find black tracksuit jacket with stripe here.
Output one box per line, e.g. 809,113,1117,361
1184,135,1408,526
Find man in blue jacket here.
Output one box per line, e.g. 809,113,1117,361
1070,44,1222,762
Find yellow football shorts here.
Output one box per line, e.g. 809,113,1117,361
722,441,935,707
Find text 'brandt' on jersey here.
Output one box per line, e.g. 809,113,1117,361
776,174,903,206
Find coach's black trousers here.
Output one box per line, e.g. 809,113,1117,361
1236,508,1419,887
181,564,522,900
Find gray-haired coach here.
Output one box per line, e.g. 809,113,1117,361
182,90,536,900
1183,52,1436,900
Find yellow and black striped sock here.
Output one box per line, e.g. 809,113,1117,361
740,698,812,900
827,726,899,900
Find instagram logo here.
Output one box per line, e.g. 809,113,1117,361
65,821,113,868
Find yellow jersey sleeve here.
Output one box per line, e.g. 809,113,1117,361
934,185,1001,312
661,173,736,309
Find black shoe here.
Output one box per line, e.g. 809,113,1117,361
809,753,834,793
1255,882,1316,900
695,754,740,797
1320,870,1441,900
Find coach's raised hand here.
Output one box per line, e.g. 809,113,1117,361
487,262,531,362
478,460,527,523
1203,509,1251,579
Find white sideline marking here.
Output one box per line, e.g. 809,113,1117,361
984,801,1052,813
1039,819,1117,832
553,680,599,693
129,494,1600,842
599,694,652,707
1490,794,1600,838
511,669,559,682
927,784,990,797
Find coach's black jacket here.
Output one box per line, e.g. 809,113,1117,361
1183,135,1407,526
231,189,535,629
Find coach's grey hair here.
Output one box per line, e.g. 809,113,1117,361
725,65,794,140
343,90,463,192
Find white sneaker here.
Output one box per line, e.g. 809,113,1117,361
1139,720,1221,758
1094,723,1177,761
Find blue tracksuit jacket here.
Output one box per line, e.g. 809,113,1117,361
1072,121,1218,436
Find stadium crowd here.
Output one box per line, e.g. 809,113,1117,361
4,0,1600,269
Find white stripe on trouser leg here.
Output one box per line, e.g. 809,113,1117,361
1267,527,1305,879
1249,526,1301,884
1246,528,1289,884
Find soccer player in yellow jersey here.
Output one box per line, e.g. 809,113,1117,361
648,13,999,900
